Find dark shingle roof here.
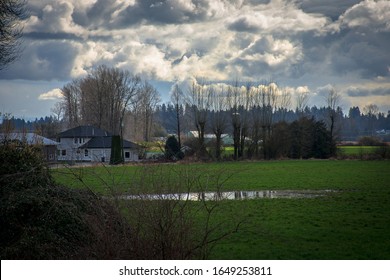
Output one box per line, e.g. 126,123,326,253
79,136,141,149
58,126,112,138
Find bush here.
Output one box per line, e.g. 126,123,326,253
1,142,241,259
165,135,184,160
358,136,385,146
0,143,132,259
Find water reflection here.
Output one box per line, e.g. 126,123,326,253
120,190,334,201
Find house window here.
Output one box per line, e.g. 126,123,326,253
61,149,66,156
125,151,130,159
74,138,78,144
85,149,89,157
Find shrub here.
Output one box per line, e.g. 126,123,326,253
358,136,385,146
0,142,132,259
1,142,239,260
165,135,184,160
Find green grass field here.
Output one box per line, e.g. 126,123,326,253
337,145,382,155
52,160,390,259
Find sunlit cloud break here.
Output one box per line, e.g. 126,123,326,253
38,88,63,100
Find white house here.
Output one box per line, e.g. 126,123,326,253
56,125,140,163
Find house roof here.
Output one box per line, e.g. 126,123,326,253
0,133,59,146
58,125,112,138
79,136,141,150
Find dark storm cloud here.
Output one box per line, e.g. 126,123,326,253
24,32,82,41
0,40,78,80
346,87,390,97
113,0,206,27
84,0,120,28
328,30,390,79
298,0,361,20
228,17,261,32
246,0,271,5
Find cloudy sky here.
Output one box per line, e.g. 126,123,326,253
0,0,389,118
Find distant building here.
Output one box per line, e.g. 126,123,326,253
186,131,234,145
56,125,141,163
0,132,59,162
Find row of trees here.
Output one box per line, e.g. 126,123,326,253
168,80,338,160
156,101,389,139
54,72,342,160
3,65,389,160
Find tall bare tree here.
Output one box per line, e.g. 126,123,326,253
0,0,26,70
363,104,379,136
171,84,183,147
326,87,341,154
60,65,141,136
209,84,228,160
279,87,292,122
137,81,161,142
227,80,242,160
249,85,262,158
295,88,310,116
187,79,211,157
239,82,253,158
61,79,81,128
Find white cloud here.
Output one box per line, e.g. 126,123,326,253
338,0,390,32
1,0,389,116
25,1,85,37
38,88,63,100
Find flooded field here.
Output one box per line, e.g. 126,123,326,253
120,189,337,201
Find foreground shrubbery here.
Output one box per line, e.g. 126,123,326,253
0,143,132,259
1,142,238,259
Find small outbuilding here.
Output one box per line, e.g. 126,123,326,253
0,132,59,162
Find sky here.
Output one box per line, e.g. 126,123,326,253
0,0,389,119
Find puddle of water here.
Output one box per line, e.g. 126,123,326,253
120,190,335,201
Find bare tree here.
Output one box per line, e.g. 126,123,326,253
227,80,242,160
363,104,379,135
326,87,341,154
0,0,27,70
259,82,278,159
51,102,64,122
137,81,161,142
171,84,183,147
61,80,81,128
187,79,211,158
249,86,262,158
238,82,253,158
60,66,141,136
209,84,228,160
295,88,310,116
279,87,292,122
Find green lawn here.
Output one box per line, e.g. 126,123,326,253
52,160,390,259
337,145,385,155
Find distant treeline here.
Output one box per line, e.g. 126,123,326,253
2,104,390,142
156,103,390,141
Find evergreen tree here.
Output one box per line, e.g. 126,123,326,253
165,135,184,160
110,135,123,164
